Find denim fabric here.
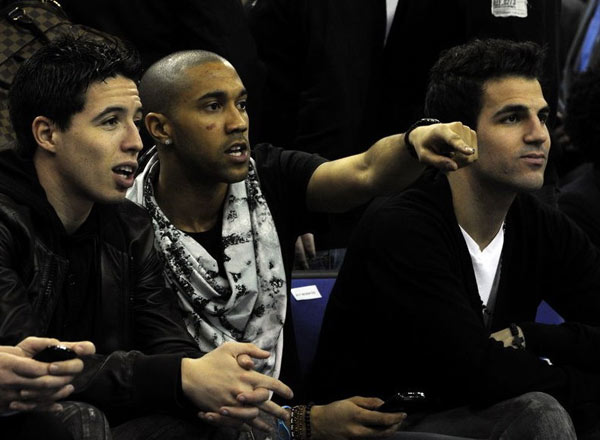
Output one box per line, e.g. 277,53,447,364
401,392,576,440
59,401,111,440
112,413,210,440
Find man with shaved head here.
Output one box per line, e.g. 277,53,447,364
0,34,298,439
128,49,478,437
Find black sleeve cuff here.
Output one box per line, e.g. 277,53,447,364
133,353,190,412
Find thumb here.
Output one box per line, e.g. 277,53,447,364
228,342,270,360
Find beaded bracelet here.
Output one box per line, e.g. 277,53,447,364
305,402,314,440
290,405,305,440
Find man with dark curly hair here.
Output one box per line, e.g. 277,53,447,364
313,38,600,439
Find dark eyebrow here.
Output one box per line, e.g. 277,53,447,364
91,105,143,123
91,106,127,123
538,105,551,116
493,104,551,119
493,104,529,118
198,88,248,101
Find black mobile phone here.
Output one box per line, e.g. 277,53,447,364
33,345,77,363
378,391,428,413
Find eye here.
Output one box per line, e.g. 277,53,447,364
205,102,222,112
501,114,520,124
102,116,120,128
237,100,248,111
134,119,143,130
538,113,549,125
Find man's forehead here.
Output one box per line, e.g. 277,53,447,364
182,61,244,95
84,76,141,110
481,76,547,112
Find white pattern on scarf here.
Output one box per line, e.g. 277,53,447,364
127,153,286,378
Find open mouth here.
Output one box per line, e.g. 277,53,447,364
225,143,248,157
112,164,136,179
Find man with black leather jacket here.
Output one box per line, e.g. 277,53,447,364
0,35,292,438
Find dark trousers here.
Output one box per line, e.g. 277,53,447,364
2,402,236,440
401,392,576,440
0,410,74,440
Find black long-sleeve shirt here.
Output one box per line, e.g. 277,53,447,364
311,174,600,414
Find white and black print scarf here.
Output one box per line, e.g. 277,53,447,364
128,153,287,378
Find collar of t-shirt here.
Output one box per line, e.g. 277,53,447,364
459,223,505,309
385,0,399,44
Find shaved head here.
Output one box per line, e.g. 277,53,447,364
139,50,230,116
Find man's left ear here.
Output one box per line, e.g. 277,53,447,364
31,116,59,154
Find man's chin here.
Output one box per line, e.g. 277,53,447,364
94,191,129,205
227,168,250,183
518,176,545,193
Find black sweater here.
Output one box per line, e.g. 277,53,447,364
311,174,600,414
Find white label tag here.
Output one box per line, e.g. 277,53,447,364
491,0,528,18
291,285,322,301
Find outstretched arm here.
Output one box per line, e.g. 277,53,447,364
306,122,477,212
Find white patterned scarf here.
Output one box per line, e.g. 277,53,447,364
127,153,287,378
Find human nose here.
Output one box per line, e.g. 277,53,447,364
225,105,248,134
122,120,143,154
524,117,549,145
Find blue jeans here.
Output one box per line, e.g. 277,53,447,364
400,392,576,440
59,402,110,440
112,413,210,440
59,402,210,440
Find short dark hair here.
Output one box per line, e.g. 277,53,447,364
9,33,141,158
140,50,227,117
425,39,546,128
565,67,600,166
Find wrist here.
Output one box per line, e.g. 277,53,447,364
180,358,192,396
510,323,526,349
404,118,441,159
309,405,326,440
290,403,315,440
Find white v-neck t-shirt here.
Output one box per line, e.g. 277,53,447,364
459,224,505,323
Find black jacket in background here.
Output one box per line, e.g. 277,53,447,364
559,164,600,248
0,149,201,424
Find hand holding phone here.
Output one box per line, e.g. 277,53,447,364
378,391,428,413
33,345,77,363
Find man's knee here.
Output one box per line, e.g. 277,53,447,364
58,401,111,440
496,392,576,440
511,391,569,417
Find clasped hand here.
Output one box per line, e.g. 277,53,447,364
181,341,293,432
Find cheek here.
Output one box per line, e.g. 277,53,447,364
205,123,216,131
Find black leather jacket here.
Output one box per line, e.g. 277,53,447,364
0,150,200,422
